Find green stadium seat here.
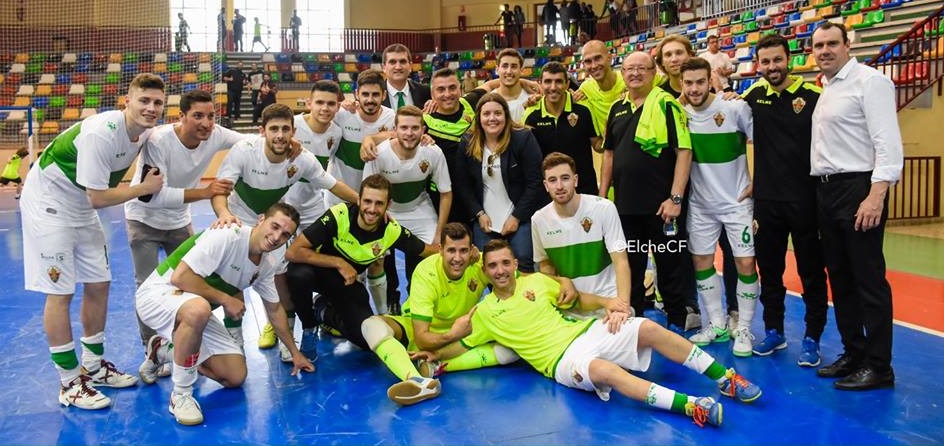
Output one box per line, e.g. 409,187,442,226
270,72,281,82
853,10,884,28
84,96,100,108
30,53,47,63
26,62,41,74
341,82,353,93
169,62,182,73
198,72,213,83
87,84,102,95
124,53,138,63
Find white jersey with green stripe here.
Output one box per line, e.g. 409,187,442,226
24,110,148,226
463,273,594,379
362,139,451,221
329,107,395,205
531,194,626,299
283,115,343,228
143,226,280,303
216,135,337,225
684,96,754,214
404,253,488,334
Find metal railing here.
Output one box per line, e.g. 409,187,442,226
890,156,941,220
867,2,944,111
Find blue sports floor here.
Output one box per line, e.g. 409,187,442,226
1,198,942,445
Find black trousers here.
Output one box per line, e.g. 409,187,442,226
755,198,828,340
621,213,697,327
382,252,422,312
226,89,242,119
817,174,893,371
286,263,373,350
717,234,738,311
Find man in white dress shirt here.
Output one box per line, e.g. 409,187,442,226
809,22,903,391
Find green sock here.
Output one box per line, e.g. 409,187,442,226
442,344,500,372
80,332,105,371
681,345,727,380
50,342,80,386
375,337,420,381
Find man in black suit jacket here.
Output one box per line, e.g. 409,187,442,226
381,43,431,109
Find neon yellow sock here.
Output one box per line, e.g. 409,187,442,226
443,344,500,372
375,337,420,381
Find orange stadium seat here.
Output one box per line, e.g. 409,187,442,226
108,53,122,63
62,108,80,121
35,85,52,96
40,121,59,134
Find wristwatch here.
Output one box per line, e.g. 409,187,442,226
670,194,683,205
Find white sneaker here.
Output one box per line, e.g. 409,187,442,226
58,375,111,410
386,376,441,406
278,340,293,363
417,358,444,378
84,360,138,388
727,311,739,332
139,335,172,385
732,328,754,357
169,392,204,426
688,323,731,346
684,306,702,332
157,362,172,378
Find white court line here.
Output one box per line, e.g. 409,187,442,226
785,289,944,338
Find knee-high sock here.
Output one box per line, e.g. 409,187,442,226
172,352,200,395
646,383,693,414
368,272,387,315
736,272,759,331
362,316,419,380
443,343,509,372
695,267,726,329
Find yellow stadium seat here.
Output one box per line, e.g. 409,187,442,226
15,53,29,63
40,121,59,134
215,93,228,105
844,13,864,28
0,74,4,84
35,85,52,96
62,108,80,120
295,72,309,83
108,53,122,63
14,96,30,106
117,95,126,109
198,53,211,63
182,73,198,83
153,62,167,73
165,106,180,118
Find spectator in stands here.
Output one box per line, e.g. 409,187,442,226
177,13,191,52
381,43,431,110
497,4,517,48
698,35,735,92
604,0,621,37
290,9,302,50
559,0,572,44
514,6,526,45
541,0,559,45
232,9,246,52
251,17,269,52
586,3,597,38
566,0,581,45
522,62,600,196
600,51,699,332
623,0,638,35
454,93,544,272
256,73,278,122
218,7,226,50
222,61,247,120
810,22,902,391
462,70,478,93
248,64,265,124
1,147,28,199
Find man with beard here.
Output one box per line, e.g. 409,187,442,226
126,90,246,376
211,103,357,350
523,63,600,196
285,174,439,358
679,57,758,358
741,34,828,366
531,152,629,320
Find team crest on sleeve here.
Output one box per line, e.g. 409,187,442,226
713,112,726,127
468,278,479,292
524,290,535,301
287,164,298,179
47,266,61,283
581,217,593,233
327,137,335,149
106,121,117,131
567,112,579,127
792,97,807,114
371,242,382,257
419,159,430,174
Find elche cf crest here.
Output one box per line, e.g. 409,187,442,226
792,97,806,114
581,217,593,233
287,165,297,178
419,159,430,174
713,112,725,127
327,137,335,149
567,112,579,127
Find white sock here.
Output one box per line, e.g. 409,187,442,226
368,272,387,315
736,273,759,331
172,352,200,395
695,270,726,329
80,331,105,372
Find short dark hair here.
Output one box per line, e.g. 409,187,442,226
356,69,386,91
497,48,524,66
431,67,458,81
816,21,848,44
383,43,411,63
261,103,294,126
482,238,513,262
360,173,392,198
542,152,576,176
395,104,424,126
129,73,165,92
680,57,712,77
265,202,300,230
179,89,212,113
707,35,719,43
440,222,471,246
541,61,568,78
755,34,790,59
310,80,341,95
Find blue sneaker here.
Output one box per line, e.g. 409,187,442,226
797,337,821,367
719,368,762,403
752,329,787,356
299,329,318,362
686,397,723,427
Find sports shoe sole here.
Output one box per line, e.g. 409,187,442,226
169,403,204,426
797,357,822,367
387,379,441,406
752,342,787,356
59,390,111,410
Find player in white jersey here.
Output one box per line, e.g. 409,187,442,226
135,203,314,425
494,48,534,123
20,73,165,410
532,152,630,319
363,105,452,310
284,81,345,228
328,69,395,208
212,103,358,350
124,89,248,353
680,58,759,357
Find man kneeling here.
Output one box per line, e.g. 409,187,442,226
416,239,762,427
136,203,314,425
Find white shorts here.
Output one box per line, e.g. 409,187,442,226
554,317,652,401
135,279,243,365
687,205,755,257
22,210,110,295
392,214,437,244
